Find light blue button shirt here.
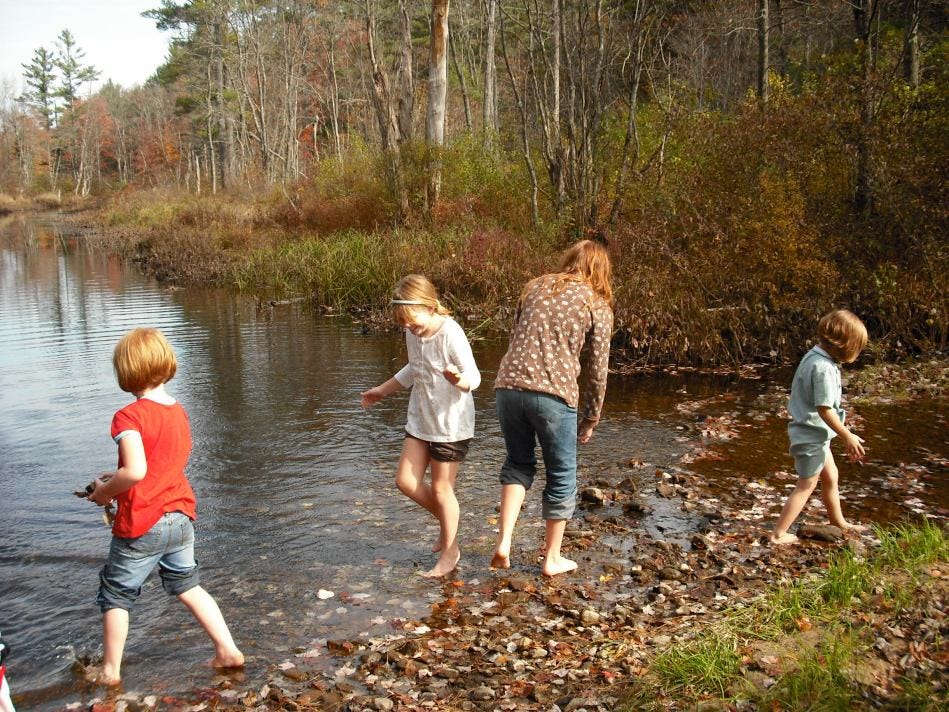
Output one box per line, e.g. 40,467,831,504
787,345,844,447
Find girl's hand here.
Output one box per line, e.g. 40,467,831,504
442,364,461,385
844,431,866,461
578,420,596,444
88,477,114,507
360,388,383,408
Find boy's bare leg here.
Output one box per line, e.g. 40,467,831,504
177,586,244,668
423,461,461,577
491,484,526,569
94,608,128,685
818,452,858,531
770,475,819,544
541,518,577,576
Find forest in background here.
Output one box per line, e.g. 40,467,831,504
0,0,945,366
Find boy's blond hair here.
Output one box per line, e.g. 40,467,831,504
817,309,868,363
390,274,450,326
113,327,178,393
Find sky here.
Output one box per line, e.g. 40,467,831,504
0,0,174,94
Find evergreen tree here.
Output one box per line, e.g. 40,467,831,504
53,29,101,107
21,46,57,129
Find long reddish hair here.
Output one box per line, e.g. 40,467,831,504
522,239,613,307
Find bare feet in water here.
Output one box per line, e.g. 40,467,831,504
541,555,577,577
769,532,799,545
211,648,245,669
82,665,122,687
422,545,460,578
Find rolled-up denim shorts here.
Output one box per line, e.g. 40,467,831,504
97,511,201,613
496,388,578,520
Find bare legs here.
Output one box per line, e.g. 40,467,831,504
491,483,526,569
490,484,576,576
771,451,858,544
94,586,242,686
395,438,461,577
177,586,245,668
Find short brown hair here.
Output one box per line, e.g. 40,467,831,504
817,310,868,363
113,328,178,393
390,274,449,326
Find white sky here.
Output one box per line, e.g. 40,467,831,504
0,0,174,94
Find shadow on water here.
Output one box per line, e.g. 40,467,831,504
1,213,945,710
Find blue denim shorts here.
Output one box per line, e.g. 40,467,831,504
96,511,201,613
496,388,578,520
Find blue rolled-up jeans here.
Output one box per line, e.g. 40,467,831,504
96,511,201,613
496,388,577,520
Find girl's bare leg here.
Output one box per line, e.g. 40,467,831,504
395,437,438,515
491,484,526,569
423,461,461,577
98,607,129,684
541,518,577,576
177,586,244,668
770,475,819,544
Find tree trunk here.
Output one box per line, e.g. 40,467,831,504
426,0,450,212
482,0,498,148
757,0,769,103
903,0,920,88
853,0,875,213
397,0,414,145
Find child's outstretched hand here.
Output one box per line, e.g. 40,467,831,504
442,364,461,385
843,431,866,462
360,387,383,409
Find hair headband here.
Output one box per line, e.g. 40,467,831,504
390,299,428,306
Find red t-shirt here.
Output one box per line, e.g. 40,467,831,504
110,398,198,538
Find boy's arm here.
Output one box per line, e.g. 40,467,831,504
89,433,147,505
817,406,866,460
360,375,407,408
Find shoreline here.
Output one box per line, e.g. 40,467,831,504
56,393,946,712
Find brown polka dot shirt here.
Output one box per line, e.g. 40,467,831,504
494,274,613,424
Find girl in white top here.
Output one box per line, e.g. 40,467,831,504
361,275,481,577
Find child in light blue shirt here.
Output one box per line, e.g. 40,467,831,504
771,310,869,545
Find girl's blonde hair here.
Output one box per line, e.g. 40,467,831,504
113,327,178,393
523,239,613,307
390,274,450,326
817,309,868,363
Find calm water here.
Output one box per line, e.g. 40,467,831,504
1,214,945,710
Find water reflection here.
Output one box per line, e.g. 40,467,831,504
0,214,945,711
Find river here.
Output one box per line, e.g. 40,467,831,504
0,213,945,710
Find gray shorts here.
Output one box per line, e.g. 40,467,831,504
405,432,471,463
790,440,831,479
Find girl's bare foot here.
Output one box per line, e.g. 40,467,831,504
422,546,460,578
490,547,511,569
770,532,799,545
83,665,121,686
541,556,577,577
431,539,443,553
211,648,245,669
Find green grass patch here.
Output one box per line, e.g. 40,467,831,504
618,520,948,711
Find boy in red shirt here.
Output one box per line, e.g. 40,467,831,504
87,328,243,685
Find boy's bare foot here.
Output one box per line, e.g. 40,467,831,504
838,521,869,534
769,532,799,545
432,539,443,553
490,548,511,569
211,649,245,669
541,556,577,577
422,546,460,578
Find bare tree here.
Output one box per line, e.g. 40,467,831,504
426,0,450,211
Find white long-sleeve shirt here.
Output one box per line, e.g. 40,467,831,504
394,317,481,442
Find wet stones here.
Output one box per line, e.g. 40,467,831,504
798,524,844,542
